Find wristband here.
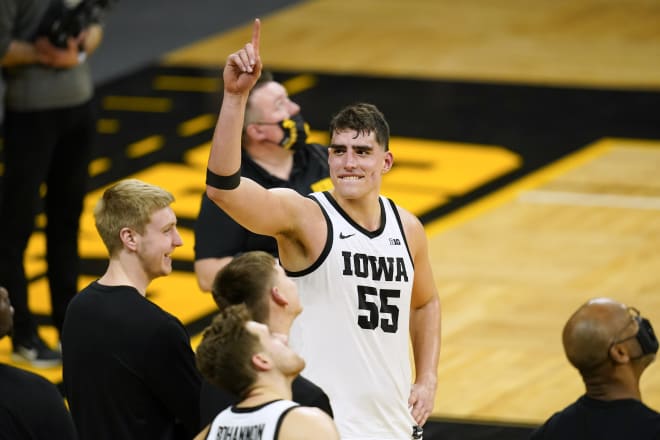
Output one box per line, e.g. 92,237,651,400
206,168,241,190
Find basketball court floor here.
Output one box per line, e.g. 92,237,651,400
1,1,659,438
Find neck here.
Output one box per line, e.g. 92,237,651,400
583,370,642,401
245,143,294,181
267,314,294,335
238,375,294,407
330,190,382,231
98,254,150,296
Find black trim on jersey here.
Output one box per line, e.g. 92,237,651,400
274,406,300,439
229,399,283,414
284,194,333,278
321,191,386,238
388,198,415,269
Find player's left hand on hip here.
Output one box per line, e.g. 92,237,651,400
408,381,436,426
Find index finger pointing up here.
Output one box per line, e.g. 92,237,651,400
252,18,261,55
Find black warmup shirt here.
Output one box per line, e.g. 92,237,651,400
62,282,201,440
530,395,660,439
0,363,77,440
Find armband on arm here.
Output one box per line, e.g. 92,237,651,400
206,168,241,190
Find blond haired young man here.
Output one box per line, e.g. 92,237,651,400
62,179,201,440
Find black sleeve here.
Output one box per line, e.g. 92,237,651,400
194,193,249,260
36,383,78,440
291,375,334,418
0,372,77,440
199,379,239,429
144,317,202,439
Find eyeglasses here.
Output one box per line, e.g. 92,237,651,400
610,306,640,346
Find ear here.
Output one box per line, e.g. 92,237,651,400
270,286,289,307
252,352,272,372
609,343,631,364
119,227,138,251
382,151,394,174
246,123,267,141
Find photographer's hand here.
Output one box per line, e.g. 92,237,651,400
35,36,81,68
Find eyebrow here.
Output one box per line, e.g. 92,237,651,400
160,221,177,231
328,144,374,150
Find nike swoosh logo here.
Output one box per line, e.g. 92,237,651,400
339,232,355,239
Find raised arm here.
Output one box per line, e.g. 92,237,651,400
207,18,262,178
205,19,323,262
206,19,279,236
403,210,441,426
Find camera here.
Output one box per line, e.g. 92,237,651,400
36,0,117,48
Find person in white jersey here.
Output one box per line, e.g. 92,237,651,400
194,304,339,440
205,19,441,439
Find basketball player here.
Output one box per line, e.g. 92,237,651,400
194,304,339,440
204,19,441,439
199,251,333,425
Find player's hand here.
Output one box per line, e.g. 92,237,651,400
223,18,262,95
408,380,436,426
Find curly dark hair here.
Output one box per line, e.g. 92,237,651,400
195,304,260,398
329,102,390,151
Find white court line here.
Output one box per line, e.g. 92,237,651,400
519,190,660,210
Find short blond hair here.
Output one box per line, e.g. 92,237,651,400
94,179,174,255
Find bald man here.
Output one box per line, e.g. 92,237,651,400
531,297,660,439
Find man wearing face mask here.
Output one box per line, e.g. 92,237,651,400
194,70,331,292
530,297,660,439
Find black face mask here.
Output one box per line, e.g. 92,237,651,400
277,113,309,151
611,311,659,361
634,316,659,357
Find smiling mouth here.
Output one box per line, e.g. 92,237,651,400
339,176,362,181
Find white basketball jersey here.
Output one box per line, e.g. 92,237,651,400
205,399,299,440
288,192,416,440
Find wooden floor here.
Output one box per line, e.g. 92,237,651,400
426,138,660,422
2,0,660,428
165,0,660,90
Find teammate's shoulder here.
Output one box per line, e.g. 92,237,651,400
281,406,339,439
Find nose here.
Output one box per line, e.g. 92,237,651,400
343,149,358,169
286,99,300,117
173,227,183,247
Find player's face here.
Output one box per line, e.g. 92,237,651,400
272,261,302,317
247,320,305,376
135,207,183,280
328,129,392,201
